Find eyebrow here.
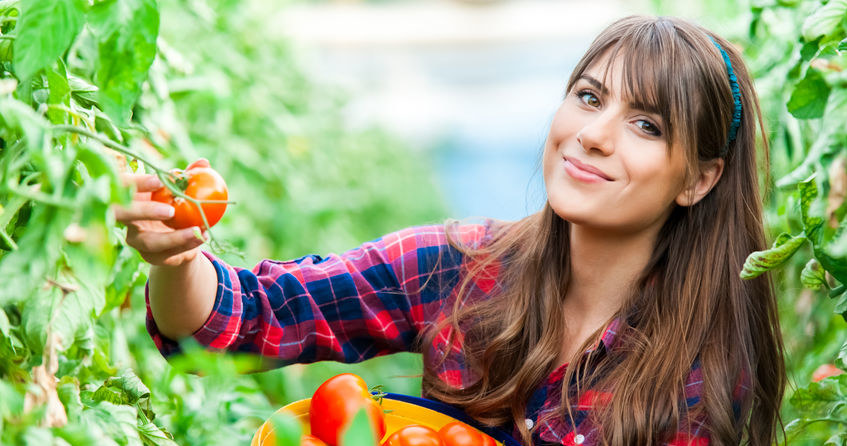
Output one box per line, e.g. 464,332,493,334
577,74,663,117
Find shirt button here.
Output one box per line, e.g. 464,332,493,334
524,418,534,429
574,434,585,444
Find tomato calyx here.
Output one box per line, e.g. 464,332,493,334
168,172,190,192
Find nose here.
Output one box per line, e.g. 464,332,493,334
576,109,616,156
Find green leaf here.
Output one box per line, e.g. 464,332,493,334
57,376,84,422
816,223,847,284
837,339,847,370
341,408,376,446
92,386,125,405
801,36,824,62
22,427,54,445
79,401,139,446
0,206,71,306
0,97,49,151
741,232,808,279
788,68,831,119
46,64,71,125
90,0,159,123
802,0,847,41
789,374,847,417
268,412,302,446
102,369,150,405
826,433,847,446
800,175,826,241
801,258,828,290
839,37,847,51
136,421,178,446
0,308,9,339
12,0,86,80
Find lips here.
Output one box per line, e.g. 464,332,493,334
563,156,613,181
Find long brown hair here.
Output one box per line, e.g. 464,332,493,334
420,16,784,445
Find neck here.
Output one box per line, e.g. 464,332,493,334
565,223,660,324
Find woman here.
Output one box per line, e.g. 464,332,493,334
117,15,785,445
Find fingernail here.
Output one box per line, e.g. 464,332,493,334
185,227,202,241
158,205,175,218
146,176,163,189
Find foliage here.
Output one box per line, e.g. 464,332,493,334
0,0,444,444
738,0,847,443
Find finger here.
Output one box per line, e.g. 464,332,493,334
130,226,207,255
120,173,163,193
113,200,175,223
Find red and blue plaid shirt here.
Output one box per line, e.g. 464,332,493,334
146,222,731,445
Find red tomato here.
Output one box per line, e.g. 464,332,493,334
382,425,443,446
151,158,228,229
309,373,386,446
301,434,329,446
438,422,496,446
812,363,845,382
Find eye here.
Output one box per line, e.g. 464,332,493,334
635,119,662,137
577,90,601,108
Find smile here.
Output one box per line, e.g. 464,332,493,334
562,156,613,182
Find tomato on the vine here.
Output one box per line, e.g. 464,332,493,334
309,373,386,446
382,425,443,446
438,422,496,446
151,158,228,229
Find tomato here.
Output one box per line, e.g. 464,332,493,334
382,425,443,446
301,434,329,446
309,373,386,446
437,422,496,446
812,363,845,382
151,158,228,229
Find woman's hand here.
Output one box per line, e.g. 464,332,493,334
113,173,208,267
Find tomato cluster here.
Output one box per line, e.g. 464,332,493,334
383,422,497,446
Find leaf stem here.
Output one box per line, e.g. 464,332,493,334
0,35,13,40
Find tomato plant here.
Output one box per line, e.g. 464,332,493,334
382,425,443,446
438,422,496,446
150,158,229,230
309,373,386,446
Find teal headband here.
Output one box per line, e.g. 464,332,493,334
709,36,742,157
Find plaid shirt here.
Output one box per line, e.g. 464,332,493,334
146,222,726,445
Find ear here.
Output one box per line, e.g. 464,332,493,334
675,158,725,207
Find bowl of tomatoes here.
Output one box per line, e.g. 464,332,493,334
252,374,521,446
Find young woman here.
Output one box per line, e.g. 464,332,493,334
116,15,785,446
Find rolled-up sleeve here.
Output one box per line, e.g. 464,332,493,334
145,223,490,363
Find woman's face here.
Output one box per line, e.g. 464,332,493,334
543,55,690,235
